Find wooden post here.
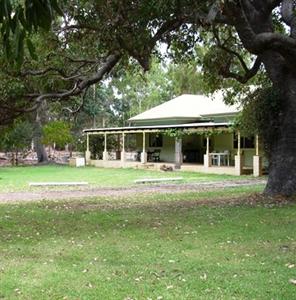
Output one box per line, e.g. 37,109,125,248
141,132,147,163
175,138,182,169
85,133,91,163
86,134,89,152
235,131,243,175
121,132,125,162
103,133,108,161
237,131,241,156
253,134,262,177
143,132,146,152
204,136,211,168
255,134,259,156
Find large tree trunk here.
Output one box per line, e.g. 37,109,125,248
222,0,296,196
33,119,48,163
264,74,296,196
33,106,48,164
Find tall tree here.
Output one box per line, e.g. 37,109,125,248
0,120,33,165
113,59,173,118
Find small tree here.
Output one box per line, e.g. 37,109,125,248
0,120,33,165
42,121,74,158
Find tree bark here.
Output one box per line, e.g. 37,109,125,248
264,74,296,196
33,107,48,164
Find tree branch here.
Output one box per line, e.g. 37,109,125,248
21,61,100,81
213,27,250,73
33,52,121,106
281,0,296,38
151,17,184,46
62,87,89,115
253,32,296,54
20,67,67,77
219,56,262,83
59,24,100,32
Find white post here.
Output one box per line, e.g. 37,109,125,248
253,134,262,177
175,138,182,169
121,132,125,162
237,131,241,155
85,133,91,162
141,132,147,163
235,131,243,175
204,136,211,168
103,133,108,161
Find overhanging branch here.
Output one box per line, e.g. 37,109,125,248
213,27,250,73
29,51,121,110
219,56,262,84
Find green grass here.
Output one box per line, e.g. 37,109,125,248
0,186,295,299
0,165,254,192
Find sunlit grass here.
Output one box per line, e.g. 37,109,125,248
0,187,295,299
0,165,255,192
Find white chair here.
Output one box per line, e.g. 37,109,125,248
211,153,219,166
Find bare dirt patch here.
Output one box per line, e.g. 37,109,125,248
0,179,266,203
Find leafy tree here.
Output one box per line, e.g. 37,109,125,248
0,120,33,165
42,120,73,150
168,61,205,95
113,59,173,119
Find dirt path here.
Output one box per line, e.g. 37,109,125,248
0,179,266,203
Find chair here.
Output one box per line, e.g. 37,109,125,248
211,154,219,166
152,149,161,162
222,150,230,166
147,150,154,162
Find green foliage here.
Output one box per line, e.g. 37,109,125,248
237,86,281,157
0,119,33,153
42,120,74,148
0,0,62,66
89,135,104,159
112,58,173,119
168,61,205,95
163,128,233,139
163,128,186,139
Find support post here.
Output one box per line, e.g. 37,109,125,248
175,138,182,169
203,136,211,168
85,133,91,163
141,132,147,163
253,134,262,177
235,131,243,175
121,132,125,163
103,133,108,161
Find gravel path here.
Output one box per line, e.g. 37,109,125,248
0,179,266,203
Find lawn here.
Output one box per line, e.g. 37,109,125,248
0,165,254,192
0,188,295,299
